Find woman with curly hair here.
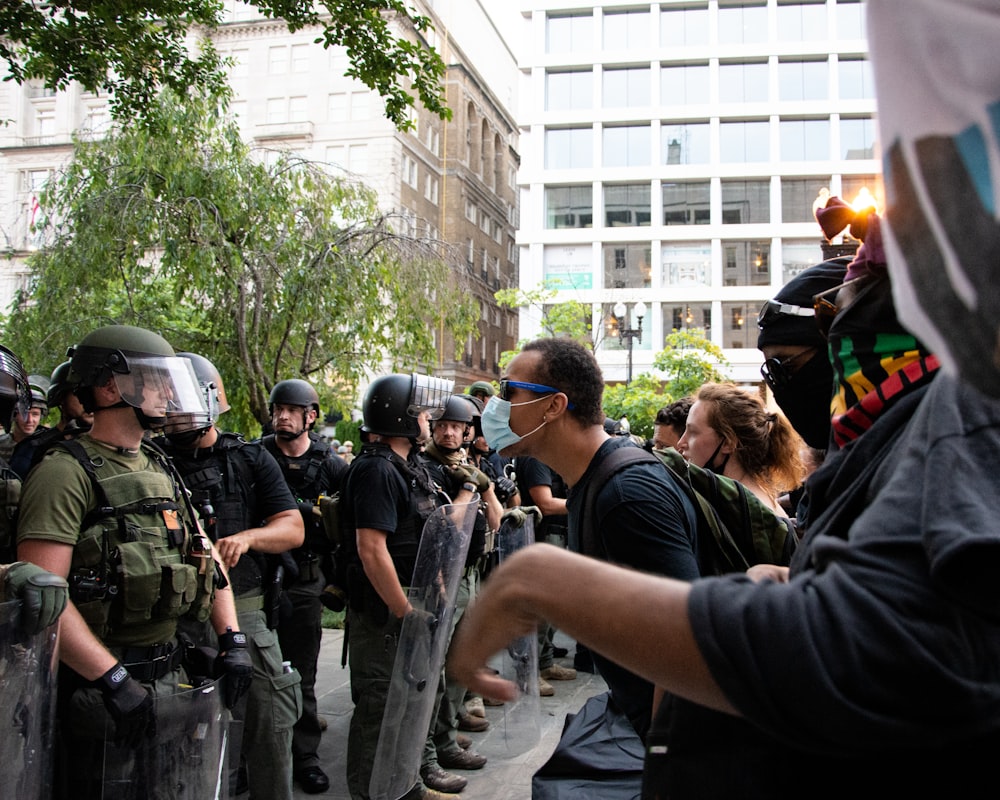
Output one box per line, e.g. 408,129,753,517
676,382,806,514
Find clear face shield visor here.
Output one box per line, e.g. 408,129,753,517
112,356,207,422
406,373,455,421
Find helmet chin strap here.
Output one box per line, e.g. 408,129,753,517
275,426,307,441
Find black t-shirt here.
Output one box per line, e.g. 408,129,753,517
515,455,568,539
567,437,700,740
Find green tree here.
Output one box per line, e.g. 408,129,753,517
0,1,449,126
653,328,729,399
494,285,593,369
3,89,477,435
602,328,729,440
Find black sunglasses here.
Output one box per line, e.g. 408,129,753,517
760,348,817,390
498,379,576,410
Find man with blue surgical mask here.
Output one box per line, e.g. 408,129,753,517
479,338,775,800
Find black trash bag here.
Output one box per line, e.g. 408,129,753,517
531,691,644,800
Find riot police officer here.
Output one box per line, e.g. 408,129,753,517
159,352,305,800
341,373,463,800
262,378,347,795
16,325,253,800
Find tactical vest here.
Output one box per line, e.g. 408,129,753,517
342,444,444,585
60,438,215,647
417,452,488,568
261,433,333,553
158,432,266,597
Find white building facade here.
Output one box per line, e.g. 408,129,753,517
514,0,880,383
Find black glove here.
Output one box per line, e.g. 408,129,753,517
99,663,156,748
4,561,68,635
444,463,490,494
216,628,253,709
493,474,517,504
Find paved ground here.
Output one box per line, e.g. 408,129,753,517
294,628,608,800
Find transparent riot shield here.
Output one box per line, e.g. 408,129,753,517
0,599,59,800
100,677,230,800
369,499,479,800
489,512,541,756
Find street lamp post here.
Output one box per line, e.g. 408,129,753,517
613,301,646,385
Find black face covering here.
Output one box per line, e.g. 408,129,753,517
770,350,834,450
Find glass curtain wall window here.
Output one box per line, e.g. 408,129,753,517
662,123,710,164
838,58,875,100
722,240,771,286
603,244,652,289
841,117,877,160
604,126,651,167
718,1,768,45
779,119,830,161
778,59,829,101
662,242,711,287
546,186,593,229
661,64,710,106
781,176,832,222
720,120,770,162
547,70,593,111
546,128,593,169
719,62,769,103
603,67,651,108
782,240,825,283
605,184,651,227
721,180,770,224
547,13,593,54
776,1,828,41
603,9,651,50
662,182,710,225
663,303,712,337
660,5,709,47
722,301,756,348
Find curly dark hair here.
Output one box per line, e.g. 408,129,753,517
521,338,605,425
655,397,693,437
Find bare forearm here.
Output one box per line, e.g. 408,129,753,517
449,544,737,715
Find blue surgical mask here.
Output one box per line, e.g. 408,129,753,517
481,396,549,453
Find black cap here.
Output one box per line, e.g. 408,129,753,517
757,258,850,350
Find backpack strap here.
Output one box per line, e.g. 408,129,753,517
577,445,659,558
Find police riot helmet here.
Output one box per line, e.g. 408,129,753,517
66,325,206,430
268,378,320,439
48,360,74,407
467,380,495,401
0,345,30,432
361,373,455,439
269,379,320,414
456,394,484,438
27,374,50,415
162,352,230,436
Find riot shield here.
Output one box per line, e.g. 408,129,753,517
100,677,230,800
369,499,479,800
0,599,59,800
489,512,541,756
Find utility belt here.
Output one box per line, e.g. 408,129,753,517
234,590,265,614
115,639,185,683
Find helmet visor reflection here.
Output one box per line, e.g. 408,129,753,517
113,356,207,420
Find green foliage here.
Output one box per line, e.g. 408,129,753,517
602,328,729,440
2,89,477,435
495,285,594,369
653,328,729,400
334,418,362,450
601,373,667,441
0,1,449,127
